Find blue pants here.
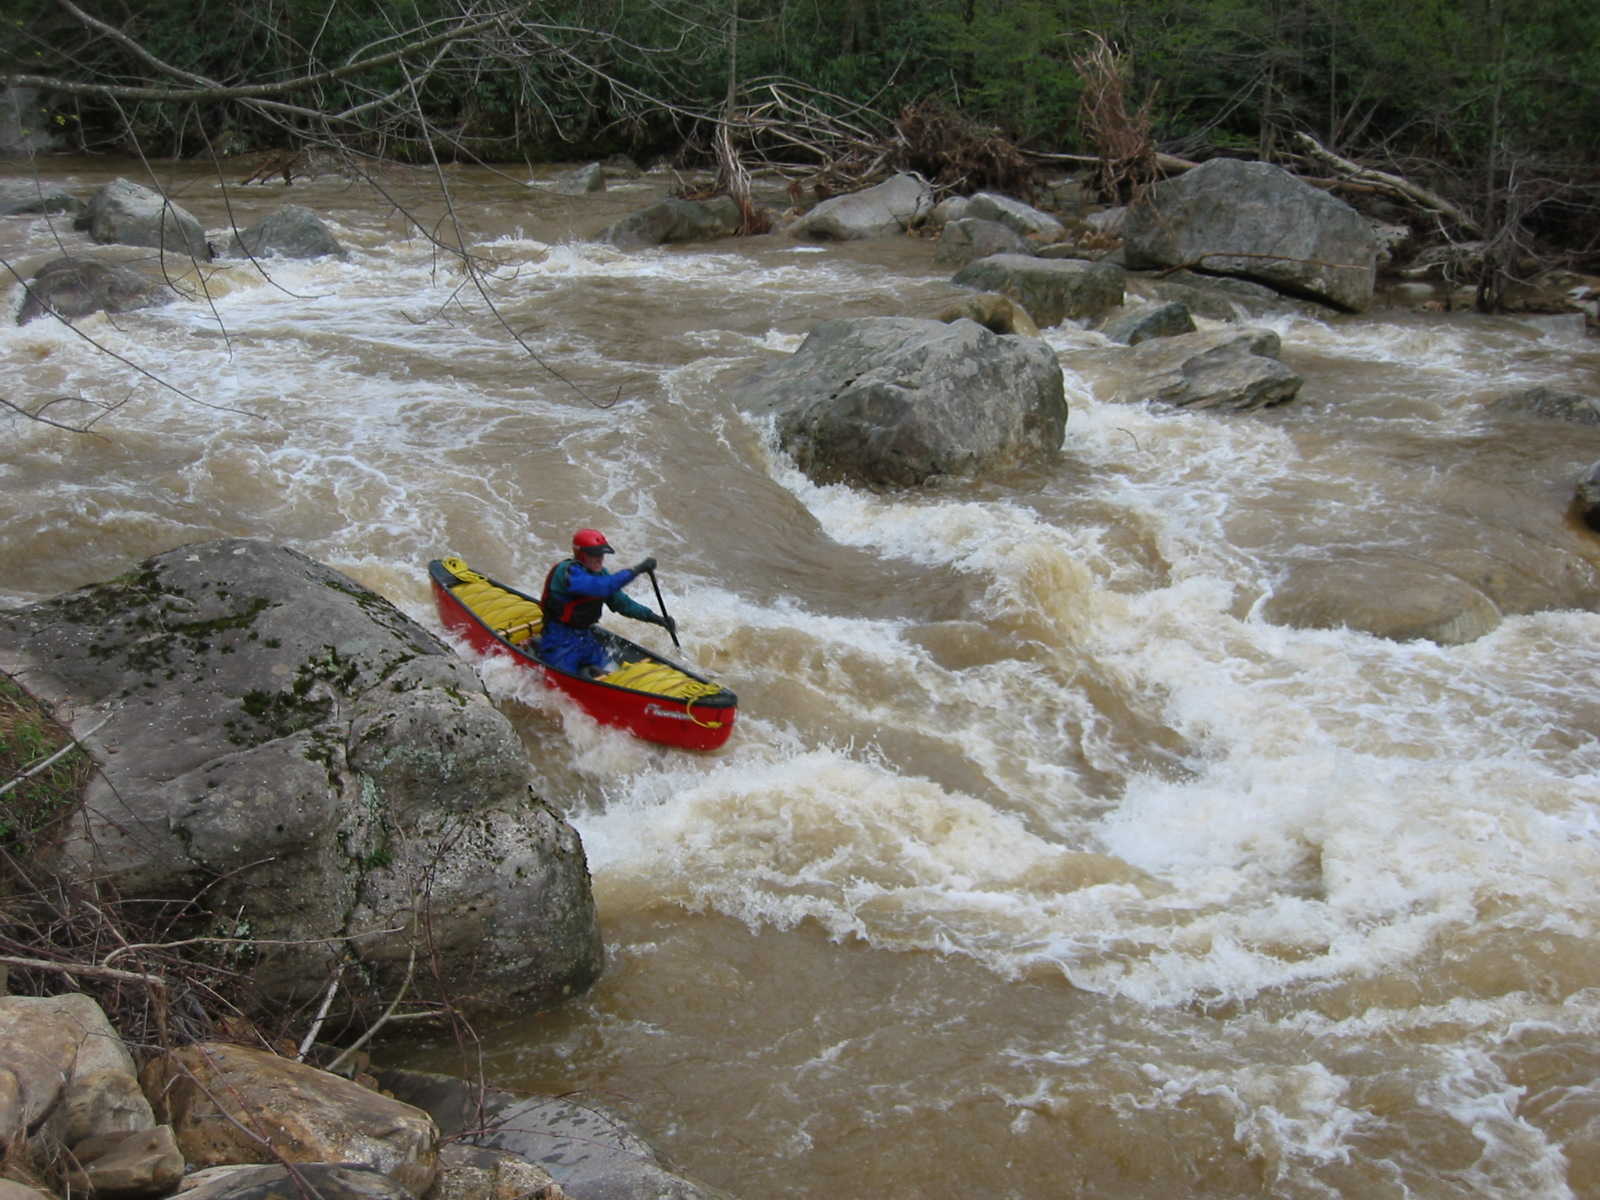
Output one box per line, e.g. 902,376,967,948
538,622,608,676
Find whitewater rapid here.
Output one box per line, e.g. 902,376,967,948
5,161,1600,1196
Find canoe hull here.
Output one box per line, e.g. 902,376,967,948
429,559,736,751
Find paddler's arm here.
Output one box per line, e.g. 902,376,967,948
606,588,657,623
560,564,640,599
597,557,673,630
561,562,663,623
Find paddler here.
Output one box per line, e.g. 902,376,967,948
538,528,676,677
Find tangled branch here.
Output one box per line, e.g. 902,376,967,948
1072,32,1158,204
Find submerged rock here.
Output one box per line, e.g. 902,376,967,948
380,1068,733,1200
227,203,347,260
14,255,172,325
1261,555,1503,646
178,1165,419,1200
0,178,77,217
1099,300,1196,345
1579,461,1600,531
932,290,1040,337
1488,386,1600,426
555,163,606,195
1135,268,1319,322
600,196,741,249
951,253,1124,326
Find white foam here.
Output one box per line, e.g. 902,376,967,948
6,187,1599,1056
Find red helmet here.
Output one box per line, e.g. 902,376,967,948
572,528,614,555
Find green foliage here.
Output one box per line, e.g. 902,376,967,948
0,674,88,851
920,1,1083,147
7,0,1595,216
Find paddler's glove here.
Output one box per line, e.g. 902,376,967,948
657,615,677,637
632,557,657,575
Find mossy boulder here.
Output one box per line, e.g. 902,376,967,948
0,539,602,1022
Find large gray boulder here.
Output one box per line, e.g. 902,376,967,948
599,196,740,249
0,539,603,1022
14,255,172,325
965,192,1066,242
951,253,1125,326
740,316,1066,487
1116,327,1302,411
1121,158,1379,311
76,178,210,260
786,173,932,241
934,218,1030,268
227,203,347,260
0,178,77,217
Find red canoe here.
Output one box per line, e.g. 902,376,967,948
429,556,737,751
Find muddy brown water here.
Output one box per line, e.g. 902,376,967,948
4,160,1600,1198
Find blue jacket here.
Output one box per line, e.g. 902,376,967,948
537,559,655,674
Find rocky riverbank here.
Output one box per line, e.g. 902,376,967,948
0,537,730,1200
0,993,728,1200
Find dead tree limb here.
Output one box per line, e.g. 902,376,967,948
1072,33,1159,204
0,954,168,991
1294,132,1480,235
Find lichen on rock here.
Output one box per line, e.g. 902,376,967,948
0,539,603,1022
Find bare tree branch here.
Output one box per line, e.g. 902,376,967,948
1294,131,1481,235
0,954,168,990
5,7,506,116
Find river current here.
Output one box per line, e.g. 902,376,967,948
4,160,1600,1198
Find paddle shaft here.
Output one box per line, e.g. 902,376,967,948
647,569,681,649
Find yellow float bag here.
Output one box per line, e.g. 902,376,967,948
598,659,723,702
442,557,542,643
